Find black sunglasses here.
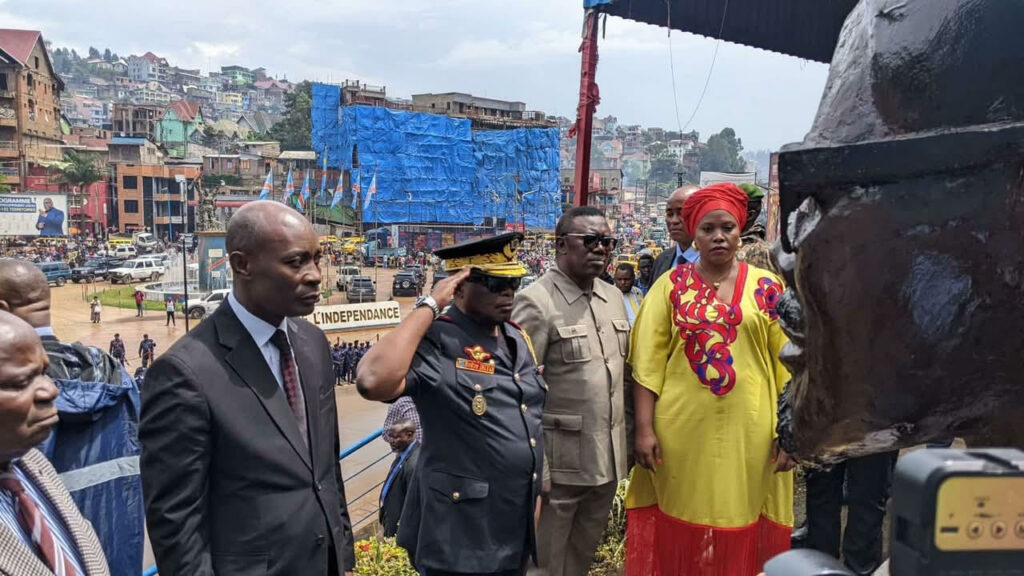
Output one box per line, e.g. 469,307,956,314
467,274,522,293
560,233,618,250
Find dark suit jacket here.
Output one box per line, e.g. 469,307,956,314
651,244,680,285
140,302,355,576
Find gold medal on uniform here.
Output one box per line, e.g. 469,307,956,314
472,393,487,416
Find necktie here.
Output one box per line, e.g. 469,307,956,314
0,472,81,576
270,329,309,447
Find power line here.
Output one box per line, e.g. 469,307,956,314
667,0,730,134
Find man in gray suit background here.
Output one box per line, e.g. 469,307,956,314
140,201,355,576
650,185,701,283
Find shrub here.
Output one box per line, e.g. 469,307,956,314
354,537,418,576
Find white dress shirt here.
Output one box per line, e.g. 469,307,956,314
227,292,294,391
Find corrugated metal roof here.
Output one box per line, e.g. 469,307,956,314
586,0,858,63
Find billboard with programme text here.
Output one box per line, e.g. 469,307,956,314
0,193,68,237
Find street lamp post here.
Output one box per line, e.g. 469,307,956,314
175,175,190,333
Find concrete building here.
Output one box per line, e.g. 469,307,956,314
107,136,164,165
218,91,243,109
112,103,163,140
204,152,270,190
341,80,386,107
253,79,291,108
409,92,554,129
0,28,65,191
113,161,200,238
127,52,168,83
221,65,254,87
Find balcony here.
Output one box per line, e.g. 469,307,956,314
0,140,16,157
0,166,18,184
0,116,15,127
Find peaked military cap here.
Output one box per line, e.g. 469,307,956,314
434,232,528,277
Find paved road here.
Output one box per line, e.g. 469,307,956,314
50,264,429,571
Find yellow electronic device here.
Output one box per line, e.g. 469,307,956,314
890,448,1024,575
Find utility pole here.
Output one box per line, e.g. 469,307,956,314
175,174,190,333
512,172,521,232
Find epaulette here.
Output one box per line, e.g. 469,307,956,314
507,319,524,331
437,315,453,322
511,323,539,366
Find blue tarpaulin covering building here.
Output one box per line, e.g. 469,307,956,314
311,83,560,228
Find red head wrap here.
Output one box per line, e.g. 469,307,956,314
681,183,749,237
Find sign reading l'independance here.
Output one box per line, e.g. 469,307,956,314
306,301,402,332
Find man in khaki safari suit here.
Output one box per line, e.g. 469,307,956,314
513,207,629,576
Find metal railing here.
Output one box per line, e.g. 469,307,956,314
142,426,387,576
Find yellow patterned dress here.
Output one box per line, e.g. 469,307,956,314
625,262,793,576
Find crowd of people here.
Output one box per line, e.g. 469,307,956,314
331,340,373,385
0,186,895,576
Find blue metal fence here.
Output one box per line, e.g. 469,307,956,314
142,426,387,576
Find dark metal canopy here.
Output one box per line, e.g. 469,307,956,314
584,0,858,63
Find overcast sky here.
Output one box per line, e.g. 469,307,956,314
4,0,831,151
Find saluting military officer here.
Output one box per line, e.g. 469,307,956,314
357,232,547,576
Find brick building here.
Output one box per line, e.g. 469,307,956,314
0,29,65,191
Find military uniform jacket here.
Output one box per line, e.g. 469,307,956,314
513,267,630,487
397,305,546,573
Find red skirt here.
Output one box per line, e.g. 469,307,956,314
625,506,791,576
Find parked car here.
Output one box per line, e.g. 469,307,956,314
347,276,376,303
108,258,165,284
334,266,362,292
70,257,121,283
35,261,71,287
185,289,231,319
403,264,427,287
139,253,172,267
132,232,160,254
392,271,421,297
112,245,138,260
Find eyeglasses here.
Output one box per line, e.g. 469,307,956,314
467,274,522,293
560,233,618,250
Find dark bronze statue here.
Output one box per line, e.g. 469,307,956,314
775,0,1024,463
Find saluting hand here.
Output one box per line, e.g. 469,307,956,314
429,268,470,310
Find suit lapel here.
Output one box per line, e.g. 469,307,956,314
0,523,52,576
14,450,103,576
288,320,321,473
217,306,313,472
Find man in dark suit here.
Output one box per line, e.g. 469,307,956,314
650,185,701,283
140,201,355,576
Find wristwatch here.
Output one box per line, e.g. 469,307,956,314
414,295,440,319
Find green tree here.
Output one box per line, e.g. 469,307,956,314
103,48,112,62
88,47,100,60
268,81,313,151
58,151,103,229
646,142,681,187
699,127,747,173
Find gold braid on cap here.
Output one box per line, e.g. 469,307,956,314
443,236,526,277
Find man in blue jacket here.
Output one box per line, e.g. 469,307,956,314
0,258,144,576
36,197,65,237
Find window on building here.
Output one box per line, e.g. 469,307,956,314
122,175,138,189
34,56,39,70
241,160,250,170
0,74,7,91
226,159,233,169
124,200,139,213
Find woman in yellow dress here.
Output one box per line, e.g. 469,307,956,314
626,183,795,575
